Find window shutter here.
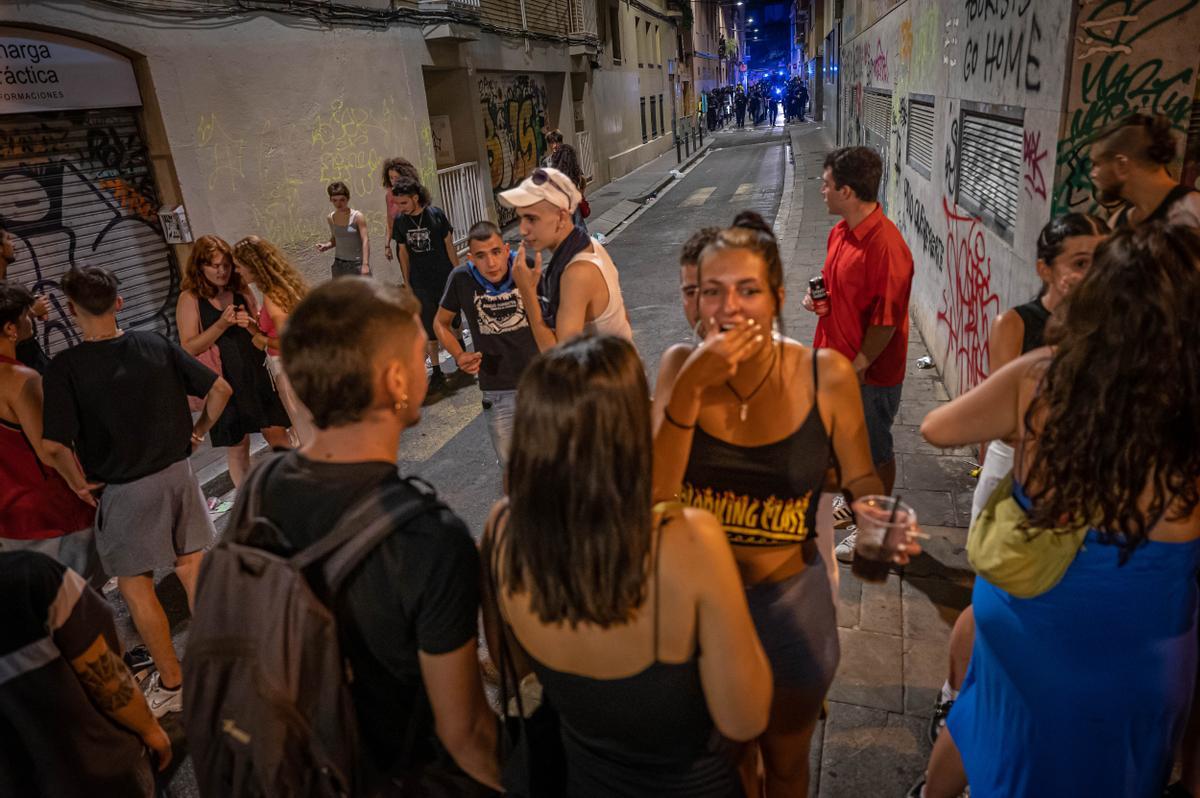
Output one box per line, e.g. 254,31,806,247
906,96,935,178
956,109,1023,237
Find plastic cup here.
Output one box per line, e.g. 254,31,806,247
850,496,916,583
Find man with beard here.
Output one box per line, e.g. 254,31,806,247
1089,113,1200,229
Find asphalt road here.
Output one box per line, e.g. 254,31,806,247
403,126,791,536
119,124,793,796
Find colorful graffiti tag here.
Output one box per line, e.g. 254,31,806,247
0,114,174,353
479,74,548,225
1054,0,1199,214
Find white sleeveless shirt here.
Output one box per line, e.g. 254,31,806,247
567,240,634,342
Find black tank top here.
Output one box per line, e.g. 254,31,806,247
526,520,740,797
680,350,832,546
1112,185,1199,228
1012,298,1051,354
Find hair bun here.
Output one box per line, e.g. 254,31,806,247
1145,114,1178,164
731,210,774,237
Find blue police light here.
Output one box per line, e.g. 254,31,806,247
775,87,782,95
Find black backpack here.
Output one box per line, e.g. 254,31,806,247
183,454,444,797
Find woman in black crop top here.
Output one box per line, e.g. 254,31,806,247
652,212,922,797
482,334,772,797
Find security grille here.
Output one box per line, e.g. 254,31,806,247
956,108,1023,238
864,89,891,141
906,96,935,178
0,109,177,354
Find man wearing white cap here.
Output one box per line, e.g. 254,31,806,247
500,167,633,347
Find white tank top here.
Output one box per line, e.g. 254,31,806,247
568,240,634,342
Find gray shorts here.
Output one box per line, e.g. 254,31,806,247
95,459,215,576
860,383,903,465
745,543,840,694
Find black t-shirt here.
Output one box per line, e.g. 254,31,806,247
41,331,217,484
440,262,540,392
392,206,456,292
0,551,147,797
257,451,481,774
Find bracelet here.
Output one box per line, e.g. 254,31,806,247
663,406,697,430
190,432,204,444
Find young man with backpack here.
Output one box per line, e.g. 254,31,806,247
184,277,500,797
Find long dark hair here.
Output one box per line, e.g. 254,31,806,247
550,143,586,190
1023,223,1200,553
501,335,653,627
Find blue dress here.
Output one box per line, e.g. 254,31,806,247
947,484,1200,797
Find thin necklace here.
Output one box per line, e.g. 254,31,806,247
726,347,777,422
84,327,123,342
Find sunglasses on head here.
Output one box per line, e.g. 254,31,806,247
530,168,572,205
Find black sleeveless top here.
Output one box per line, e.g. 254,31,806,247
680,350,832,546
1112,185,1199,228
1012,298,1051,354
525,521,740,797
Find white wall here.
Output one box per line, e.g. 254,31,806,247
840,0,1073,396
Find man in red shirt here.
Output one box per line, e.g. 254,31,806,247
803,147,914,561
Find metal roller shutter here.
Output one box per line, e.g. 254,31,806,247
0,108,177,355
956,109,1023,237
906,97,935,178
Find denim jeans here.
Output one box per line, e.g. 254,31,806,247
481,389,517,468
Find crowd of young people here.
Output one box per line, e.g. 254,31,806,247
1,111,1198,798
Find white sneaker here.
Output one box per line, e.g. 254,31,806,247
834,528,857,563
831,494,855,529
144,671,182,718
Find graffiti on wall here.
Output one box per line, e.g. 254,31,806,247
902,177,946,270
962,0,1045,93
0,115,173,353
479,74,548,225
194,98,407,255
1022,129,1049,200
937,197,1000,395
1054,0,1199,214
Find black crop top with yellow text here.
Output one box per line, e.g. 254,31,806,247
680,351,833,546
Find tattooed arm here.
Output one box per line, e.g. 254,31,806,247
70,635,173,771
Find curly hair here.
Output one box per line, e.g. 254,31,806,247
380,156,419,189
1023,223,1200,555
232,235,309,315
183,235,242,299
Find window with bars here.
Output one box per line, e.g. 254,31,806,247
956,106,1024,240
651,96,658,137
641,96,648,142
906,95,935,179
659,92,664,135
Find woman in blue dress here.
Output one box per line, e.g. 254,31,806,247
917,223,1200,798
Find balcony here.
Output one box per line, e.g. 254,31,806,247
568,0,599,55
419,0,481,41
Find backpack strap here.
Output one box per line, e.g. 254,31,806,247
224,452,292,545
286,477,444,597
